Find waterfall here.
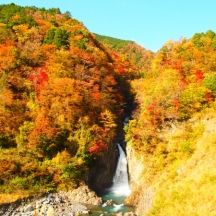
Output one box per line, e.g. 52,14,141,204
109,143,131,196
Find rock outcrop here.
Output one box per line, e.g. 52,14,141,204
126,145,145,186
1,193,88,216
126,145,154,216
61,185,102,206
88,143,119,192
0,185,101,216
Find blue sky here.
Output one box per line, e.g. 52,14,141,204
1,0,216,51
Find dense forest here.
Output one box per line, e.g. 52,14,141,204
125,31,216,215
95,34,153,76
0,3,139,203
1,3,216,216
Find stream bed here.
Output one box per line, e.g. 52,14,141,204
89,193,134,215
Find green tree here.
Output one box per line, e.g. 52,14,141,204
44,28,70,49
204,73,216,94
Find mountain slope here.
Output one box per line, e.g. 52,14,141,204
95,34,154,77
125,30,216,216
1,4,216,216
0,3,130,202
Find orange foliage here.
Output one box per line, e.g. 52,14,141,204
88,140,108,154
204,92,213,102
0,42,15,70
28,111,58,147
172,98,180,112
147,101,162,126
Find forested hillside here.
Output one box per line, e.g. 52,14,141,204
0,3,134,203
95,34,154,77
125,31,216,215
1,3,216,216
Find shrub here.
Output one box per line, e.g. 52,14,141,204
44,28,70,49
204,73,216,94
10,177,28,189
15,121,34,148
180,141,194,154
60,162,84,188
179,84,207,118
76,38,89,50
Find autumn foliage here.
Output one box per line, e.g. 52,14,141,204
126,30,216,155
1,3,216,206
0,3,129,197
88,141,108,154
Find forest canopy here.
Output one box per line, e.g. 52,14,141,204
0,3,133,199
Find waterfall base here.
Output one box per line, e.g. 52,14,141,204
88,143,133,215
107,184,131,196
89,191,134,215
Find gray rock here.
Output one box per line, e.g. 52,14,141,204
43,199,51,205
102,199,114,208
24,204,34,212
0,185,102,216
81,210,90,214
64,185,102,205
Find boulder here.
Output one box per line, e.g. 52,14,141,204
64,185,102,205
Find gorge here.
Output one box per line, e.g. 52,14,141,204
1,3,216,216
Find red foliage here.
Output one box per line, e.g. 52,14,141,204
147,101,158,113
88,141,108,154
91,91,101,101
195,70,204,82
117,65,125,75
38,71,48,84
112,52,120,59
28,67,48,97
147,101,162,126
204,91,213,102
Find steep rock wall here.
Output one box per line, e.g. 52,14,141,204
88,143,118,192
126,145,154,216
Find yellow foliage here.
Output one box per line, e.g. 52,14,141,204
13,24,29,43
145,112,216,216
0,192,29,204
100,109,117,129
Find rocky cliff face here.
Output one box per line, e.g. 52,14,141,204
126,145,154,216
126,146,144,186
88,143,118,192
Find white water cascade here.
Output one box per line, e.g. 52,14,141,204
109,143,131,196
